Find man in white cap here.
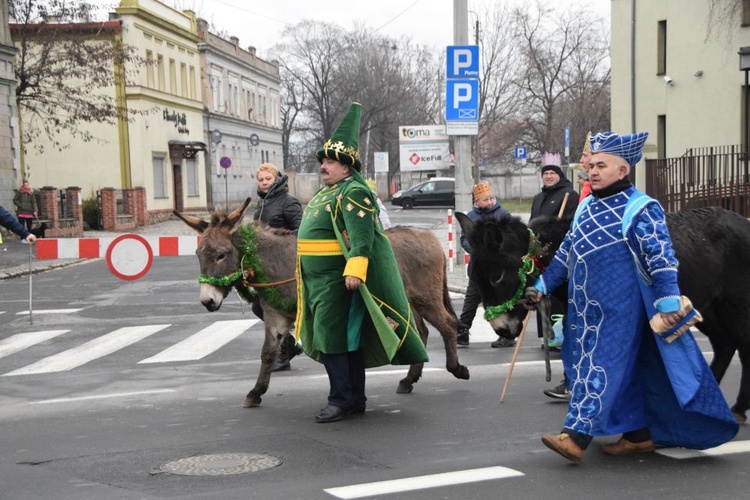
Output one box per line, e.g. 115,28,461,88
526,131,738,463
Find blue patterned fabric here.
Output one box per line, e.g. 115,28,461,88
589,131,648,166
535,186,738,448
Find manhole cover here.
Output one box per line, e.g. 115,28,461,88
159,453,282,476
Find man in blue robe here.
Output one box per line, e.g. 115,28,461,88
527,131,738,463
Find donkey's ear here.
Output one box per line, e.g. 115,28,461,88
173,210,208,234
225,197,252,231
455,212,474,238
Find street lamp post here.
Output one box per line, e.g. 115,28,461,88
740,47,750,180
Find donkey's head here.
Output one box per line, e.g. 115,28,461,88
456,212,537,338
174,198,251,311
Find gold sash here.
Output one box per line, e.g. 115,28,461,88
297,239,343,256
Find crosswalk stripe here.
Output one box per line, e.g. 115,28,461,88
0,330,71,359
138,319,259,363
2,325,170,376
15,308,83,315
656,440,750,459
324,466,524,499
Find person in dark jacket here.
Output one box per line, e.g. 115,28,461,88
0,203,36,244
13,179,37,233
457,182,511,347
252,163,304,371
530,153,579,219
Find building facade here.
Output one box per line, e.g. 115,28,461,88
14,0,209,220
611,0,750,187
0,0,19,209
197,18,282,210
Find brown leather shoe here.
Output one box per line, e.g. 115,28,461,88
541,433,583,463
602,438,656,456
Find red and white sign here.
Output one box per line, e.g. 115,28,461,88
36,234,201,280
106,234,153,281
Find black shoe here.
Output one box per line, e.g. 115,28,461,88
543,380,570,400
345,404,367,415
457,327,470,347
316,405,346,423
491,337,516,348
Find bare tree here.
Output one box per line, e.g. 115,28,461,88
273,21,442,178
512,1,609,162
10,0,144,153
474,3,525,175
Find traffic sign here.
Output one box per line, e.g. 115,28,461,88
445,79,479,121
219,156,232,169
447,45,479,78
514,146,527,160
106,234,153,281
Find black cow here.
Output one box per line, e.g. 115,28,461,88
457,206,750,423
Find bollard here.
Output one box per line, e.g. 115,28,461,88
447,209,454,273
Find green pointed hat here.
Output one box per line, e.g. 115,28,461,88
316,102,362,171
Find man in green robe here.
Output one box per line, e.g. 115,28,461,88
295,102,428,423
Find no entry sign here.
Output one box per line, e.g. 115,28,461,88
106,234,154,281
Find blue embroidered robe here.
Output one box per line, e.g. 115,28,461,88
536,186,737,449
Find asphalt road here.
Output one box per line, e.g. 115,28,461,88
0,208,748,499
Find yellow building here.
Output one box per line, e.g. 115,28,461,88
611,0,750,188
16,0,208,220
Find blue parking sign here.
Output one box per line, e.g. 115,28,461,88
447,45,479,78
513,146,527,160
445,79,479,121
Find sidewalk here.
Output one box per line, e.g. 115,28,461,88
0,213,529,290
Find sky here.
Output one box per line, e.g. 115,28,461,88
150,0,611,59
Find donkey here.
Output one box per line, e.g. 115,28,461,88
456,206,750,423
176,198,469,408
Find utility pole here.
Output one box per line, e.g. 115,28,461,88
453,0,472,219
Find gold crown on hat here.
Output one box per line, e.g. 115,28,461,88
472,181,493,199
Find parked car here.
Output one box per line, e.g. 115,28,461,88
391,177,455,209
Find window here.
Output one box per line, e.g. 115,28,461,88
657,20,667,75
145,50,154,87
169,59,177,94
153,155,166,198
180,63,187,97
657,114,666,158
189,66,196,99
186,158,198,196
157,54,165,91
211,75,220,111
744,0,750,26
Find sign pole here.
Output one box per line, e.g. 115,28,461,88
453,0,471,268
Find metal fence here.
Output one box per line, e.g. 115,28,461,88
645,145,750,217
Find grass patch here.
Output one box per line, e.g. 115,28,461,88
497,197,534,213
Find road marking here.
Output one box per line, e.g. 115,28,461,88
138,319,259,363
29,389,176,405
656,440,750,459
2,325,170,376
15,308,83,315
324,466,524,499
307,368,443,379
0,330,70,359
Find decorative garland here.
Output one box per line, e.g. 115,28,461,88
198,225,297,315
483,228,546,322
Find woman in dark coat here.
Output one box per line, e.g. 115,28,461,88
253,163,303,371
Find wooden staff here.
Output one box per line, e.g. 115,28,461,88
500,310,532,403
557,192,570,219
